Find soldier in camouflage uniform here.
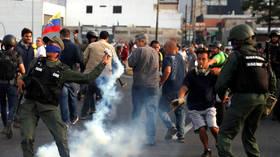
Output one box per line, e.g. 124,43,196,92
17,36,110,157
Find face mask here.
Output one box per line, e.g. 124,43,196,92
195,67,210,76
46,45,60,53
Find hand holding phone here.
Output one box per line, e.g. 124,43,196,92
104,48,113,57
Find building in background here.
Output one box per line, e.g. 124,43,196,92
65,0,182,43
180,0,259,45
66,0,181,29
0,0,65,40
1,0,265,46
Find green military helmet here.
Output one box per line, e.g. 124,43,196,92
229,24,255,41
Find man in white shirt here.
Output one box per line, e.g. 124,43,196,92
178,45,188,61
35,37,46,58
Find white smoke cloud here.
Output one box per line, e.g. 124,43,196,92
36,56,145,157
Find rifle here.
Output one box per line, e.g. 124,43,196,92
15,92,24,119
13,92,24,128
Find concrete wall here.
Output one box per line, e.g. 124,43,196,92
43,1,66,27
65,0,181,29
44,0,65,6
0,0,66,41
0,0,43,40
222,17,256,44
114,26,182,44
43,1,65,18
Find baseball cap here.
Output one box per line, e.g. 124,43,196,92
43,36,64,51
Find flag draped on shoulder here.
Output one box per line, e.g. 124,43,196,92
42,13,61,35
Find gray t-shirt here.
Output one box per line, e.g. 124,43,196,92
128,46,160,88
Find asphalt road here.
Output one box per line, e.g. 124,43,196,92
0,75,280,157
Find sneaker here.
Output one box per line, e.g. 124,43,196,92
165,127,177,140
177,135,185,143
71,117,79,125
96,95,101,101
145,141,156,147
89,108,96,115
81,116,88,120
201,149,212,157
121,82,127,87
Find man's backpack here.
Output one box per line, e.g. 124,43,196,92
0,51,17,80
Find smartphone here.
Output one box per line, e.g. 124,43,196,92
104,48,113,57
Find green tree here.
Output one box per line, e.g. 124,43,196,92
242,0,280,24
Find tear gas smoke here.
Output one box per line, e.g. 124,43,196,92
37,56,145,157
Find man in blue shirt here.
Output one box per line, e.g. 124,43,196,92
59,28,83,126
14,28,35,73
174,48,220,157
158,40,186,143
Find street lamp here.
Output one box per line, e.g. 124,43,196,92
155,0,160,41
32,0,34,41
267,0,273,34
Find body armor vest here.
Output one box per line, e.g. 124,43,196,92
0,50,18,81
24,58,68,105
231,50,269,93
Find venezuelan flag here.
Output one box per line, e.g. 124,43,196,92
42,13,61,35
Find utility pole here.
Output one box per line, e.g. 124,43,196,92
184,4,187,45
268,0,272,34
192,0,197,43
32,0,34,41
155,0,160,41
189,0,193,44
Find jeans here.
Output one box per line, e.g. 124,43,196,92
59,83,78,124
131,86,159,143
81,81,100,117
158,92,186,136
0,83,18,126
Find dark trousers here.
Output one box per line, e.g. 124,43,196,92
81,81,100,117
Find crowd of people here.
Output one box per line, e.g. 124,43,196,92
0,24,279,157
